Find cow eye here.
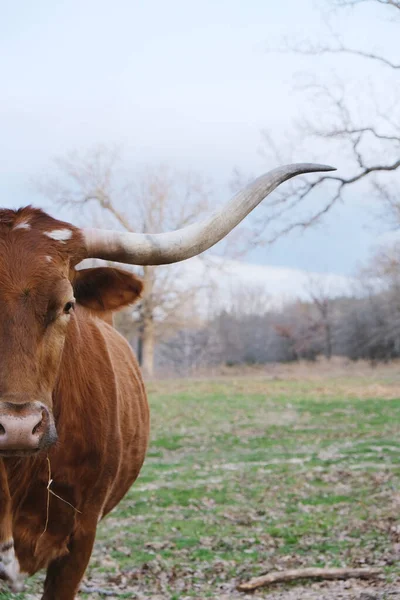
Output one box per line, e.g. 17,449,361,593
63,301,75,315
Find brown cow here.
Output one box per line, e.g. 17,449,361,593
0,163,334,598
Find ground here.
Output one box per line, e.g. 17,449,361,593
2,361,400,599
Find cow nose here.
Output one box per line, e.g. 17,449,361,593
0,403,49,452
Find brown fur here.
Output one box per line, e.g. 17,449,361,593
0,208,149,599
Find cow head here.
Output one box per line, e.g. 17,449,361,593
0,208,143,456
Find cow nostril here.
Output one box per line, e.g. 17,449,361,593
0,424,5,436
32,417,43,436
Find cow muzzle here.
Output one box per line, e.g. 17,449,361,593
0,401,57,456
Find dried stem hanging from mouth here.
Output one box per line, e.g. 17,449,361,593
35,457,82,554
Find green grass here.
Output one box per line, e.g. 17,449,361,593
3,376,400,597
90,377,400,597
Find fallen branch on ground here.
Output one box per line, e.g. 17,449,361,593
237,567,383,592
80,585,128,597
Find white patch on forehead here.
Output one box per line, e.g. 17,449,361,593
13,221,31,231
44,229,73,243
45,256,53,263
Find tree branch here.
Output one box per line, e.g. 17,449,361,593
237,567,383,592
335,0,400,10
296,44,400,69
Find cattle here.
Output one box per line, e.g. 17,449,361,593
0,163,333,598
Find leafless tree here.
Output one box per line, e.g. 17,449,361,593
39,146,212,377
258,0,400,237
304,277,338,359
157,326,222,375
359,241,400,348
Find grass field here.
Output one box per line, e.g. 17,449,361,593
3,371,400,599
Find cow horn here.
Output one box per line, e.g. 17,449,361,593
81,163,335,266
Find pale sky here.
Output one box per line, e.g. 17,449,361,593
1,0,398,275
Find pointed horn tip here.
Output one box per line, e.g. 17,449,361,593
272,163,336,177
290,163,336,173
317,164,336,172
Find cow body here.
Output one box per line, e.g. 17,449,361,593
0,208,149,599
5,311,149,595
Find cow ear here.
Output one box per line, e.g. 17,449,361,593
73,268,143,312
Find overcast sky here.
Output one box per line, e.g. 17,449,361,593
1,0,398,275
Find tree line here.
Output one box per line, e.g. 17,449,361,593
153,264,400,373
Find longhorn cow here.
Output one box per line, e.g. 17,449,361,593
0,164,334,598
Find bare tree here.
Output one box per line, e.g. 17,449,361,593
39,146,212,377
258,0,400,236
304,277,338,359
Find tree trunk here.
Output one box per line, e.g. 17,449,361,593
324,321,332,359
137,330,143,366
141,315,154,378
138,266,155,378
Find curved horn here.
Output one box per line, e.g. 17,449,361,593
82,163,335,266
